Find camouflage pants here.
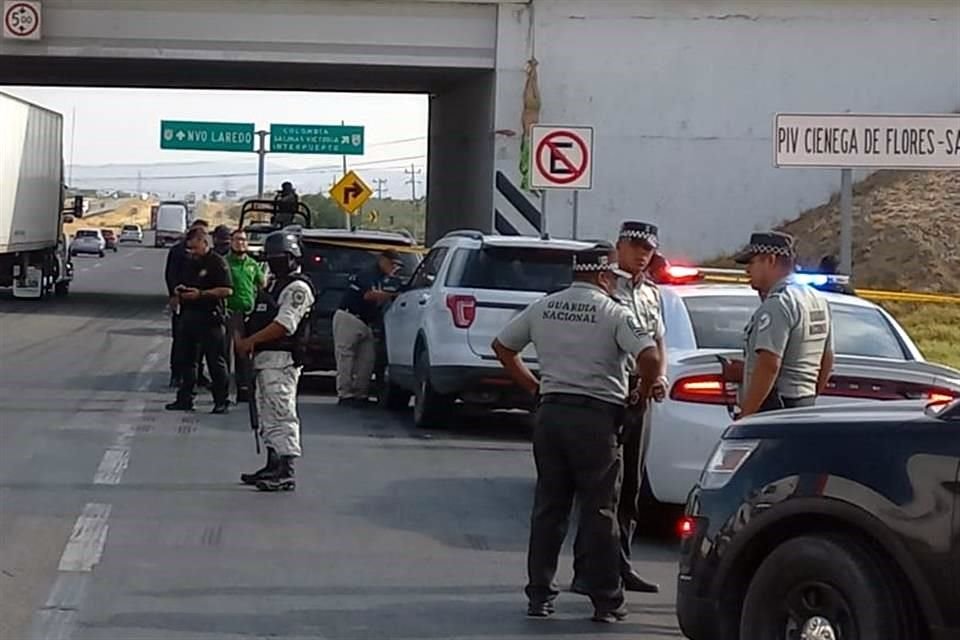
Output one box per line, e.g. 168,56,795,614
255,366,302,457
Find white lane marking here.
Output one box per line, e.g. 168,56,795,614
57,503,111,572
92,263,102,269
30,573,88,640
92,449,130,485
30,339,166,639
91,352,160,485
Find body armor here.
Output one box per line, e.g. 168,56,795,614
245,274,315,364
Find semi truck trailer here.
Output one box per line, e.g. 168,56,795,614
0,91,82,299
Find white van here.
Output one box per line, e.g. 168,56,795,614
155,202,188,248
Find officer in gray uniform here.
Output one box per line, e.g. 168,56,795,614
235,230,316,492
572,221,665,595
724,231,835,418
492,243,661,624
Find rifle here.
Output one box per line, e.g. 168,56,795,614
248,363,260,455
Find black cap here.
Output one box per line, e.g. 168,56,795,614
263,230,302,259
733,231,796,264
212,225,232,242
572,244,630,278
618,221,659,249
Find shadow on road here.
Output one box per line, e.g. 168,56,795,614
0,291,166,322
345,476,533,552
86,597,685,638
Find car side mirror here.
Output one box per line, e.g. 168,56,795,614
424,273,436,285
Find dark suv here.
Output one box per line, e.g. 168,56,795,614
296,228,421,374
677,399,960,640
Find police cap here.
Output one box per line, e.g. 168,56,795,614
573,243,631,279
212,224,232,242
733,231,796,264
618,220,659,249
263,230,302,259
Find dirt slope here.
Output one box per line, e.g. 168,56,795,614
710,170,960,293
779,170,960,293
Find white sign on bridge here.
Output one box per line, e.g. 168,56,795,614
774,113,960,170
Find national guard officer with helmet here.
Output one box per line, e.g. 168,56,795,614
492,243,661,624
722,231,835,418
235,230,316,492
572,221,666,596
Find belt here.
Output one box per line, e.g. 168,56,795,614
539,393,624,413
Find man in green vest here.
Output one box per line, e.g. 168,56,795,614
226,229,267,403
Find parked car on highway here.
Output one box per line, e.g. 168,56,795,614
296,228,422,374
119,224,143,243
382,230,597,428
101,229,118,252
70,228,106,257
642,268,960,509
676,397,960,640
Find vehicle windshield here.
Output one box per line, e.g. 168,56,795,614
76,230,99,238
300,241,420,312
681,295,909,359
445,246,574,292
122,225,139,232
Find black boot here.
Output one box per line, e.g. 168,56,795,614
241,448,278,485
255,455,296,492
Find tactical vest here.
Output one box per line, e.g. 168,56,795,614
245,273,315,364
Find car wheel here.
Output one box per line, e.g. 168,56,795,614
412,347,454,429
54,281,69,297
740,535,913,640
98,251,105,258
379,368,411,412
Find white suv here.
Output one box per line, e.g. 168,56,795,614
382,230,597,428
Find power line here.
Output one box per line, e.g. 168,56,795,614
82,154,427,181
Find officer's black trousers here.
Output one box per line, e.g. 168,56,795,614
175,314,229,405
570,401,649,584
525,399,625,613
170,313,205,381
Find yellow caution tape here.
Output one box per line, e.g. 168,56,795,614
303,238,427,255
856,289,960,305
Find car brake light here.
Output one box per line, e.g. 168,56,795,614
446,294,477,329
926,390,956,403
670,374,737,405
677,516,697,539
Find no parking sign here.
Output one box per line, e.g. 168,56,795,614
529,125,594,190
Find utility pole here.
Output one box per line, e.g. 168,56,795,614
404,164,423,206
136,170,143,194
256,130,268,198
373,178,388,200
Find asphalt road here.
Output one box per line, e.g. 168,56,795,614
0,242,686,640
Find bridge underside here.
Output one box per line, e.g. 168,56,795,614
0,55,494,243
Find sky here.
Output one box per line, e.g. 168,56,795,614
1,86,429,186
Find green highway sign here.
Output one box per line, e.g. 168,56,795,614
270,124,364,155
160,120,255,152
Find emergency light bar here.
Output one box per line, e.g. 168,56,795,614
651,260,853,290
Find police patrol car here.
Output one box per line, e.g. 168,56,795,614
642,263,960,512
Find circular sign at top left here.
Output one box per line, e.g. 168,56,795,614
3,2,41,40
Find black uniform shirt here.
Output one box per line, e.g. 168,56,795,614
179,251,233,316
339,267,385,325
